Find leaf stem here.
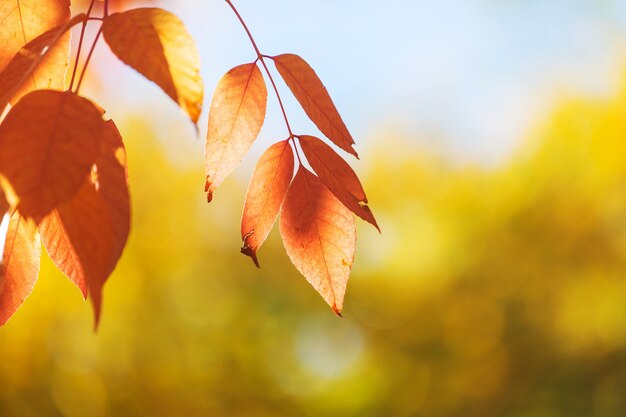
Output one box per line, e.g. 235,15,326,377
75,27,103,94
69,0,96,91
224,0,294,138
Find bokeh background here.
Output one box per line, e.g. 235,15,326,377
2,0,626,416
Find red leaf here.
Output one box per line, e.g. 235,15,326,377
241,140,294,266
205,62,267,201
0,0,71,105
0,14,85,113
39,120,130,327
299,135,379,231
102,8,204,123
279,167,356,315
0,212,41,326
0,90,106,219
273,54,357,158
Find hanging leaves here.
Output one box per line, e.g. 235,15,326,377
299,135,379,231
280,168,356,315
0,0,71,102
0,212,41,326
273,54,357,158
0,90,105,220
0,0,372,325
205,62,268,202
241,140,294,266
102,8,204,123
0,14,85,113
39,120,130,326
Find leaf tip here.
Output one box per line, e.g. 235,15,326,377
369,214,381,233
91,292,103,333
240,246,260,268
331,304,344,318
241,231,260,268
205,176,214,203
357,201,380,232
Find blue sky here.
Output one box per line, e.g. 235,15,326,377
93,0,626,165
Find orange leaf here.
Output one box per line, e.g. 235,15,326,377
241,140,294,266
102,8,204,123
0,189,8,219
39,120,130,327
0,90,106,219
205,62,267,202
273,54,357,158
0,212,41,326
0,14,85,114
279,167,356,315
299,135,379,231
0,0,71,104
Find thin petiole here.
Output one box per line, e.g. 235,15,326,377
69,0,97,91
75,27,103,94
224,0,294,138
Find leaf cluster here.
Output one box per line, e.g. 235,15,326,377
0,0,376,326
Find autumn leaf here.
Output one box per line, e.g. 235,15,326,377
280,167,356,315
273,54,357,158
299,135,379,231
0,90,106,219
205,62,267,202
0,0,71,104
0,14,85,113
241,140,294,266
0,190,8,219
102,8,204,123
0,212,41,326
39,120,130,326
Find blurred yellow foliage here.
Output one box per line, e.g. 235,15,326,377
2,75,626,416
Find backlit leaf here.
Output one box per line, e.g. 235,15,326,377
0,0,71,104
0,14,84,113
205,62,267,202
39,120,130,326
279,167,356,315
0,212,41,326
273,54,357,158
0,190,8,219
0,90,105,219
241,140,294,266
299,135,379,231
102,8,204,123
